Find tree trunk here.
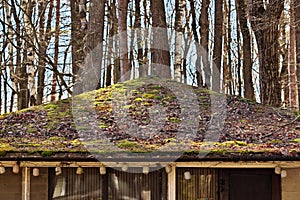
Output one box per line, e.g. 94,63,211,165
118,0,131,81
20,0,34,109
212,0,223,92
189,0,201,86
50,0,61,102
235,0,242,96
249,0,284,106
106,0,118,86
200,0,210,87
288,0,298,109
294,0,300,108
236,0,255,100
174,0,185,82
134,0,146,78
71,0,86,84
36,0,46,105
279,13,289,107
223,0,233,95
85,0,106,89
150,0,171,79
27,0,36,107
5,1,19,111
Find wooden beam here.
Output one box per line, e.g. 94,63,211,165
17,161,300,169
175,161,300,169
22,167,30,200
168,164,176,200
20,161,171,168
0,161,18,167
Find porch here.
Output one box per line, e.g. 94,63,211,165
0,161,299,200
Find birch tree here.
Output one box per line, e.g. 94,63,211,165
174,0,185,82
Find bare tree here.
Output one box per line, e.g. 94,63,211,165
174,0,185,82
294,0,300,108
118,0,131,81
150,0,171,78
50,0,61,102
223,0,233,95
212,0,224,92
85,0,106,88
236,0,255,100
249,0,284,106
200,0,211,88
288,0,298,109
71,0,86,85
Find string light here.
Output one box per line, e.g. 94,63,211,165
184,171,191,180
100,165,106,175
121,164,128,172
76,166,83,175
165,165,172,174
143,166,149,175
12,163,20,174
274,166,281,175
33,168,39,177
0,165,5,174
281,170,287,178
55,166,62,176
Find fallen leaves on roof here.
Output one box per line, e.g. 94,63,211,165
0,77,299,160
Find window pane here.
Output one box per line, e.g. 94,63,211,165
50,167,103,200
176,168,218,200
108,168,167,200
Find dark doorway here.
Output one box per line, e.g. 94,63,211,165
229,174,271,200
220,169,281,200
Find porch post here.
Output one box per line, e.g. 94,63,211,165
168,164,176,200
22,167,31,200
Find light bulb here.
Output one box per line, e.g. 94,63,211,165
33,168,39,176
55,166,62,175
122,164,128,172
184,171,191,180
165,165,172,174
0,166,5,174
76,166,83,175
281,170,287,178
12,163,19,174
274,166,281,175
143,166,149,175
100,166,106,175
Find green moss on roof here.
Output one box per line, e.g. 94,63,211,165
0,77,299,159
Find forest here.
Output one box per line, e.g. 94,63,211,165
0,0,299,113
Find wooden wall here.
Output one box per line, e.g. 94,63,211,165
30,168,48,200
282,168,300,200
0,168,22,200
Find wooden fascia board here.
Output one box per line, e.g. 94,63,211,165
16,161,300,169
174,161,300,169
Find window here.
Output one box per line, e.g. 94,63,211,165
49,167,167,200
176,168,219,200
49,167,103,200
107,168,167,200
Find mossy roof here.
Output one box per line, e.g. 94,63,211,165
0,77,299,161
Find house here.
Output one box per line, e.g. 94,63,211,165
0,78,299,200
